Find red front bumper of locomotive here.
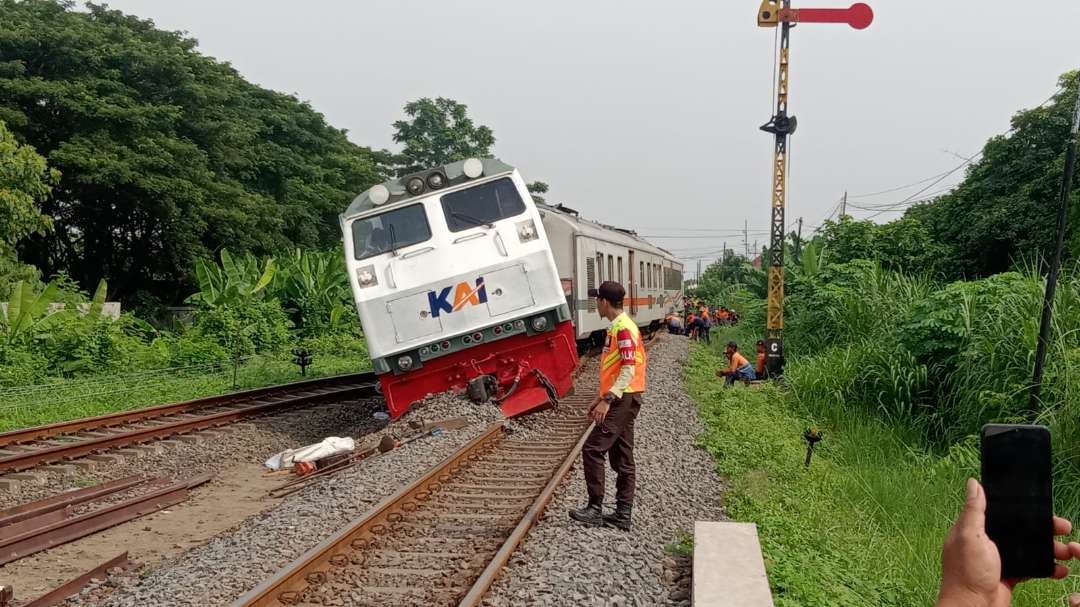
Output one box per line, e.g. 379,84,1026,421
377,321,579,418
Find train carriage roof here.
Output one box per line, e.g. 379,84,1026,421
538,202,681,267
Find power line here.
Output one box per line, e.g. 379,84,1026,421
845,183,961,212
840,88,1064,209
846,169,958,199
642,233,770,239
641,226,772,233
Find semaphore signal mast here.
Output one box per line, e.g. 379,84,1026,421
757,0,872,375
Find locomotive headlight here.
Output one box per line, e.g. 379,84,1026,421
406,177,425,196
356,265,378,288
531,316,548,332
426,172,445,189
463,158,483,179
516,219,538,243
369,184,390,205
397,355,414,371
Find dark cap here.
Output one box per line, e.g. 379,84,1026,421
726,341,739,350
588,281,625,306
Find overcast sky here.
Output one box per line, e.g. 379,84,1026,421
97,1,1080,269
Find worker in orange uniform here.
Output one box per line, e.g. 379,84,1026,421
570,281,646,531
699,306,711,344
717,341,755,386
755,340,768,380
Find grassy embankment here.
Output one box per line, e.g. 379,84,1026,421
0,348,371,432
689,323,1079,607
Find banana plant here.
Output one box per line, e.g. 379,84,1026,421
272,249,352,334
800,240,828,277
190,249,276,308
1,280,73,346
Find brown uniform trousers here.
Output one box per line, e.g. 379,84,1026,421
582,392,642,505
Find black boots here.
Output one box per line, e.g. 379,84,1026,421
603,502,632,531
568,499,604,526
569,499,632,530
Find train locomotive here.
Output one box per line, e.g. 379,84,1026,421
341,158,682,419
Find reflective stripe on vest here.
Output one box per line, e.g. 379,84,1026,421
599,313,647,395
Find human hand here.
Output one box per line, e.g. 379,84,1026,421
936,478,1080,607
589,400,610,424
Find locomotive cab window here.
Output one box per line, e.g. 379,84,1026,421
441,177,526,232
351,204,432,261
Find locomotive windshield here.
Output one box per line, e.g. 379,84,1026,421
441,177,526,232
351,203,431,260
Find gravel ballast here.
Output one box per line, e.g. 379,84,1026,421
481,335,726,606
0,395,380,510
75,390,505,607
30,334,723,606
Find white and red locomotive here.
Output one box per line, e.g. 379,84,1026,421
341,158,683,418
341,158,578,417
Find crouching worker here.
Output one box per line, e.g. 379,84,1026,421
570,281,646,531
717,341,755,386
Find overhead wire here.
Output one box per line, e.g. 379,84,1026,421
840,87,1065,217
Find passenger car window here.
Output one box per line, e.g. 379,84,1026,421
351,204,431,261
441,177,526,232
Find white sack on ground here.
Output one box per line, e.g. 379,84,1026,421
264,436,356,470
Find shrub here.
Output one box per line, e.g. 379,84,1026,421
192,298,292,356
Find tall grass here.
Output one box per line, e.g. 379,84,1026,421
692,261,1080,605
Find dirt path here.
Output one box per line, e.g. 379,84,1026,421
1,463,280,603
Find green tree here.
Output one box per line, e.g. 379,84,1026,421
818,216,879,264
690,253,766,302
527,181,549,194
0,119,55,271
906,71,1080,278
817,215,947,276
0,0,387,303
392,97,495,175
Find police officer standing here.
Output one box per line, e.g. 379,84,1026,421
569,281,647,530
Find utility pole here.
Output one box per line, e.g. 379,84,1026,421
723,240,727,261
757,0,872,376
697,258,703,281
840,190,848,217
744,219,750,257
1029,86,1080,409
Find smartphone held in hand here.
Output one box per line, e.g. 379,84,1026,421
980,423,1054,579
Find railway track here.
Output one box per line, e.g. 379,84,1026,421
0,372,377,475
233,338,657,607
233,409,591,607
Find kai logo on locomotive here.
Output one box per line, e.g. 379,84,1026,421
427,277,488,317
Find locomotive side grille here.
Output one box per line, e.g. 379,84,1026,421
585,257,596,312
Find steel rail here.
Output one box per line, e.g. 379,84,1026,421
456,415,594,606
0,372,375,447
232,421,509,607
0,473,211,566
0,378,377,474
23,552,129,607
232,334,661,607
0,476,146,527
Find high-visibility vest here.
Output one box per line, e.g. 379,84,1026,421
599,312,647,396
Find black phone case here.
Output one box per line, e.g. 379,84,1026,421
980,423,1054,579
